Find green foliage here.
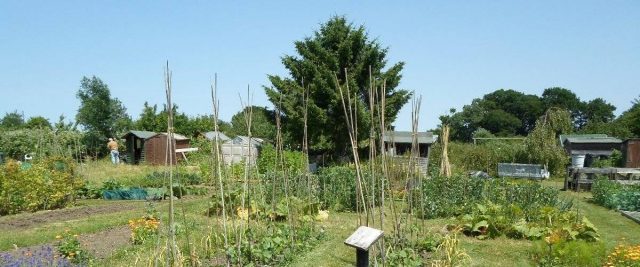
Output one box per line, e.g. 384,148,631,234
76,76,131,155
25,116,52,129
0,157,81,215
265,16,411,154
228,222,325,266
442,87,627,140
0,128,83,161
230,106,276,141
531,239,606,267
523,108,571,176
134,101,231,137
454,203,598,242
257,145,307,175
592,178,640,211
385,247,422,267
591,150,624,168
429,140,527,175
55,230,91,264
617,96,640,137
416,175,567,220
317,165,358,211
0,111,25,130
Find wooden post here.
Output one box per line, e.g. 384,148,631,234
356,249,369,267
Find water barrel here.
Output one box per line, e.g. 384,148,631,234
571,155,586,168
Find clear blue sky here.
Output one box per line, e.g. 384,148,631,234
1,1,638,131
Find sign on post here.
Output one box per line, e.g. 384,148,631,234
344,226,384,267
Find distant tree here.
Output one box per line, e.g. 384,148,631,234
581,98,616,125
440,99,486,142
135,102,159,131
0,111,25,130
54,114,76,132
184,114,231,138
134,102,230,137
230,106,277,141
579,121,632,140
265,16,411,155
479,109,522,136
482,89,544,134
617,96,640,137
541,87,583,126
75,76,131,155
25,116,51,129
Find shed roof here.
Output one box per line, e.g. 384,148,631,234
383,131,438,144
202,131,230,141
563,136,622,144
226,136,264,146
121,130,157,139
559,134,607,146
154,132,190,141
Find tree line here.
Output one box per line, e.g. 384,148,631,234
440,88,640,141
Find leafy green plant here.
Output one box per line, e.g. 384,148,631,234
55,229,91,264
227,222,325,266
592,178,640,211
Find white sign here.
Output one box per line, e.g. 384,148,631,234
344,226,383,251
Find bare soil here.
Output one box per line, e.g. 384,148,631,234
0,201,145,231
78,225,132,260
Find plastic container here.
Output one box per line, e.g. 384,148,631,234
571,155,586,168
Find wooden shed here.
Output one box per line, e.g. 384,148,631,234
144,133,191,165
121,130,191,165
622,138,640,168
121,130,157,164
560,134,622,166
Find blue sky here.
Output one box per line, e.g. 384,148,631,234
1,1,638,131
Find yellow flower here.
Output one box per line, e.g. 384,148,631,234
55,235,62,239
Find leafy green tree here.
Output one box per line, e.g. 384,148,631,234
1,111,25,130
75,76,131,155
482,89,544,133
134,102,230,137
579,121,632,139
479,109,522,136
54,114,76,132
616,96,640,137
524,108,571,176
135,102,160,131
265,16,411,155
440,100,486,141
25,116,51,129
541,87,584,126
230,106,276,141
579,98,616,128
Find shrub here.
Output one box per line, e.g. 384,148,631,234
0,157,81,215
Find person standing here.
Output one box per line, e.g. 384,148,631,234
107,138,120,164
